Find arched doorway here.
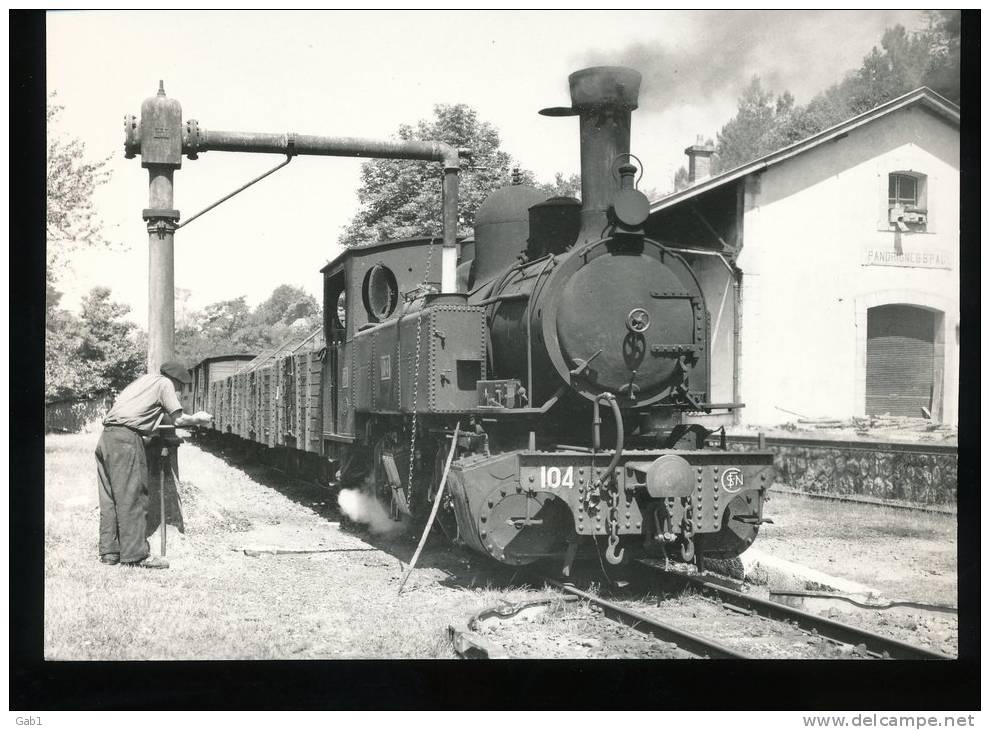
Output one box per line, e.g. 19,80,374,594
865,304,941,417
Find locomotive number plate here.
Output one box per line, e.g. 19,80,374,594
540,466,574,489
721,468,744,493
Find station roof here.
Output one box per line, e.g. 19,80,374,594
649,87,960,216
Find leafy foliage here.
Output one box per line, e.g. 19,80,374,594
46,94,115,281
340,104,519,245
46,93,140,402
254,284,321,326
173,285,321,367
46,287,145,402
712,13,961,176
714,79,799,172
340,104,587,245
534,172,582,199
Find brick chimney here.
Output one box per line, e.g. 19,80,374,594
684,135,715,184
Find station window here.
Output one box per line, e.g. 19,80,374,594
887,172,928,232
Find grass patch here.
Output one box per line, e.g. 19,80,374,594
43,433,551,660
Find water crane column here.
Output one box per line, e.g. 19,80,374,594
125,81,183,373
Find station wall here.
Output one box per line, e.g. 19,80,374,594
734,107,959,426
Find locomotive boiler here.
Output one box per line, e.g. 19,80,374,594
195,66,775,573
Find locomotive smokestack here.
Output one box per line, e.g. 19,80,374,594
541,66,641,244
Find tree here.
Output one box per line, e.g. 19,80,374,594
175,287,196,330
45,286,144,401
173,285,323,368
844,26,933,115
535,172,582,199
714,77,794,173
922,10,961,102
46,94,115,281
713,17,960,175
200,297,252,344
340,104,524,245
173,296,251,366
46,95,136,402
46,287,86,402
253,284,319,326
76,287,146,394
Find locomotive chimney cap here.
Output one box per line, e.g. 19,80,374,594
540,66,641,117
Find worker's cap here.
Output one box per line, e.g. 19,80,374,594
160,361,192,384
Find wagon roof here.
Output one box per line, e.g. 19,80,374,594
192,353,257,368
236,326,324,373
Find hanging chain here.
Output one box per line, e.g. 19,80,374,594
606,489,621,556
399,237,437,518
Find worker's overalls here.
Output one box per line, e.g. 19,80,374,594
95,426,151,563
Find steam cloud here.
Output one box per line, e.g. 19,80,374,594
337,488,403,535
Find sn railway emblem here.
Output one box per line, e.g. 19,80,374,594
720,468,744,494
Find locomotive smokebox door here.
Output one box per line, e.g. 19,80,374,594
549,243,705,405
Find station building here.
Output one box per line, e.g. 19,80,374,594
646,88,960,427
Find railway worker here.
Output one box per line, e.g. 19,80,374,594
96,361,208,569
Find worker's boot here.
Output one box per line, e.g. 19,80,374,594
126,555,169,569
100,553,120,565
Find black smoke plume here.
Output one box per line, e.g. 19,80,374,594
577,10,917,112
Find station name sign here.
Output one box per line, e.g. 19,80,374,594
862,248,951,269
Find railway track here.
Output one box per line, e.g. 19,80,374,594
544,578,748,658
451,565,950,660
637,565,950,660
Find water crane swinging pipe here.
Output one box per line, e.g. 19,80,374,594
124,81,470,373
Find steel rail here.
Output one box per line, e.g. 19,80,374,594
663,571,950,660
544,578,749,659
769,486,955,515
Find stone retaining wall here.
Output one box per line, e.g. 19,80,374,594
728,441,957,507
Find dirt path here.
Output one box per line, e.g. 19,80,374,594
756,491,957,606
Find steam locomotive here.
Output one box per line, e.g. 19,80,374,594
194,67,774,573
